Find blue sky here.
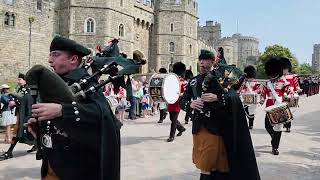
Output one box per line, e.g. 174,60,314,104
197,0,320,64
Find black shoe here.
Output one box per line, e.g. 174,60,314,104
272,148,279,155
177,128,186,137
285,128,291,133
185,121,188,124
158,119,163,123
0,152,13,161
249,126,253,129
27,145,37,153
167,137,174,142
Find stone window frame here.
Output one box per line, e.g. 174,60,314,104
120,0,124,7
170,23,174,32
169,42,175,53
119,24,125,37
36,0,42,11
4,12,15,27
189,44,192,55
84,17,96,34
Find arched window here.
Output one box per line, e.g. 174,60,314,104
119,24,124,37
169,42,175,53
141,20,145,29
37,0,42,11
189,44,192,54
4,12,15,26
85,18,95,33
4,12,10,25
10,14,15,26
170,23,174,32
120,0,123,6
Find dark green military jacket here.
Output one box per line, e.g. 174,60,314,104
41,68,120,180
180,72,260,180
15,87,34,145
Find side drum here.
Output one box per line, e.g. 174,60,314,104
265,103,293,126
149,73,180,104
241,93,258,105
285,97,299,108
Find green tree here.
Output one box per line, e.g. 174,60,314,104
296,63,313,75
257,45,299,79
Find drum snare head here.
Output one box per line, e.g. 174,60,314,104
162,74,180,104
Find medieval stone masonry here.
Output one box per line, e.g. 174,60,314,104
0,0,206,81
1,0,259,81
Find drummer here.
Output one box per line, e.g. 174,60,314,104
166,62,187,142
157,68,168,123
281,58,301,132
238,65,265,130
263,57,291,155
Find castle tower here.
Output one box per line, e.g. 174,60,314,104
312,44,320,71
54,0,155,73
152,0,199,72
198,20,221,46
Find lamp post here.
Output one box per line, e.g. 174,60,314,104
28,17,34,69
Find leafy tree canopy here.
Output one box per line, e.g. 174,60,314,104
257,45,299,78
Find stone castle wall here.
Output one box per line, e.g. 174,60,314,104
0,0,55,81
0,0,206,81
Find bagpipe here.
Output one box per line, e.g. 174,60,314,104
214,47,246,90
190,69,226,121
24,39,146,159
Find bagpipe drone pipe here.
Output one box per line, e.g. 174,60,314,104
24,38,146,159
215,47,246,90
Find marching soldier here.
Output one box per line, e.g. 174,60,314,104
167,62,187,142
25,36,120,180
281,58,301,132
0,73,36,161
180,49,260,180
262,57,291,155
238,65,265,130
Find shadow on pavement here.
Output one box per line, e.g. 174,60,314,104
254,145,273,157
121,136,168,146
11,150,36,159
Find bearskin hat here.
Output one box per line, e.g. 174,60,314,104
264,57,283,77
244,65,256,79
280,57,292,72
158,67,167,73
172,62,186,76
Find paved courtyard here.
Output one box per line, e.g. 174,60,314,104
0,95,319,180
